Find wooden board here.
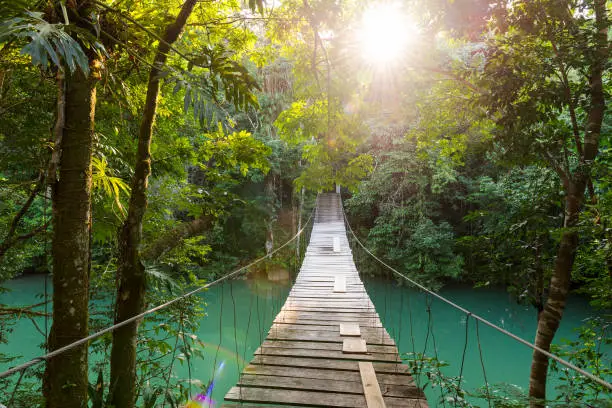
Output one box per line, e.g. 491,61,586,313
340,323,361,336
258,340,397,354
256,345,399,362
251,355,411,375
241,364,417,386
333,276,347,292
333,236,341,252
360,362,387,408
343,338,367,353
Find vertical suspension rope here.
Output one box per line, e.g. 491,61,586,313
475,320,492,408
456,313,471,406
427,295,447,407
407,291,420,389
394,286,404,374
242,292,254,362
256,289,263,345
8,366,28,406
398,285,404,347
421,296,431,358
211,282,224,387
229,280,242,401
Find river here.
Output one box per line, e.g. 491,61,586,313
0,274,609,406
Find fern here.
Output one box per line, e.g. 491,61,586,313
92,156,130,217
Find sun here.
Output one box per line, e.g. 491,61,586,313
357,3,418,65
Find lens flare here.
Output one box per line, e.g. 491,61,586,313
356,2,419,65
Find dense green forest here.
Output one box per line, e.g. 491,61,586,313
0,0,610,407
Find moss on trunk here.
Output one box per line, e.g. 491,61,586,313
44,63,98,408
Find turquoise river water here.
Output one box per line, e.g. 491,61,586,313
1,274,610,406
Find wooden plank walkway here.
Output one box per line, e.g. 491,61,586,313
223,193,428,407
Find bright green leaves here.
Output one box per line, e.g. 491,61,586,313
199,124,271,178
91,157,131,218
0,11,105,74
345,142,463,289
276,100,329,144
275,98,373,192
169,44,260,124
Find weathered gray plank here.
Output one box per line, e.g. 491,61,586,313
343,338,368,353
255,345,398,362
340,323,361,336
237,374,423,398
250,355,411,375
241,364,416,386
258,340,397,354
226,386,367,407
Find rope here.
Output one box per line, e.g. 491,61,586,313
0,207,315,381
456,313,470,405
426,295,447,407
476,320,492,407
229,281,242,400
211,279,224,390
340,201,612,392
8,366,27,406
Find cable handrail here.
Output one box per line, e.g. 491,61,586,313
0,207,315,381
340,198,612,391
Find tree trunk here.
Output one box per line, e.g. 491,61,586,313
529,189,581,406
528,2,608,404
108,2,198,406
44,63,98,408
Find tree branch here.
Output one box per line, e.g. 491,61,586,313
141,214,214,262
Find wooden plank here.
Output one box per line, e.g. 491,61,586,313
270,323,392,338
276,311,380,319
283,301,371,309
289,292,368,298
258,340,397,354
340,323,361,336
343,338,367,353
288,297,370,303
221,404,296,408
274,318,382,328
333,276,346,292
267,327,395,345
256,345,399,362
241,364,416,386
280,306,377,314
333,236,341,252
385,399,429,408
236,374,423,398
251,355,411,375
225,386,367,407
360,362,387,408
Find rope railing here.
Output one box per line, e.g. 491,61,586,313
0,207,315,382
340,199,612,392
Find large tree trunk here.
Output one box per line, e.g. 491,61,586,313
529,188,582,405
528,1,608,404
108,2,198,406
44,63,99,408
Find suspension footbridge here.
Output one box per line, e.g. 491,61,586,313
222,193,428,407
2,193,610,407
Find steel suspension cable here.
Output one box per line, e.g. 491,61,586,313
340,201,612,391
0,207,315,381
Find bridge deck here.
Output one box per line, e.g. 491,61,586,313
223,193,428,407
